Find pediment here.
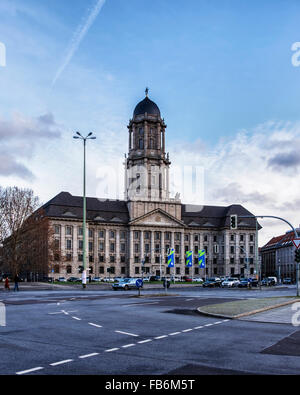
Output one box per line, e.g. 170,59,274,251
129,209,185,227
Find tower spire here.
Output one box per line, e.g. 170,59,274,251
145,87,149,97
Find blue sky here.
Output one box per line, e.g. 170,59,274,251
1,0,300,245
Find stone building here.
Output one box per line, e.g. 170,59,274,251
43,92,259,280
260,229,300,282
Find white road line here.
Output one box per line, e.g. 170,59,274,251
16,367,44,375
205,323,213,327
138,339,152,344
185,298,194,301
194,326,204,329
214,321,222,325
122,344,135,348
88,323,102,328
222,319,230,322
154,335,168,340
50,359,73,366
182,328,193,332
72,316,81,320
48,312,63,315
115,330,139,337
79,353,99,359
105,348,119,352
169,332,181,336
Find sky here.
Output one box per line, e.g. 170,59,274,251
1,0,300,246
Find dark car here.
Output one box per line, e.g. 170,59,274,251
283,277,292,284
238,278,250,288
202,278,221,288
149,276,160,282
261,278,275,286
68,277,81,283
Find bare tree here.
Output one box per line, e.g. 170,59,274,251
0,186,40,276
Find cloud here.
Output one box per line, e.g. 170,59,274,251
268,150,300,170
167,120,300,246
0,112,62,179
52,0,106,86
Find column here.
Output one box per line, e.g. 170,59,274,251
151,231,155,264
116,229,120,275
129,229,134,277
140,230,144,261
161,231,165,274
105,229,109,267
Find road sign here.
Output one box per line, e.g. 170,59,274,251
136,279,143,288
293,238,300,249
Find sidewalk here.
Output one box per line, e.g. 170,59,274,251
197,297,299,323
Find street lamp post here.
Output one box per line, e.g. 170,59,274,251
73,132,96,289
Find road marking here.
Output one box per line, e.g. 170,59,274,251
154,335,168,340
169,332,181,336
138,339,152,344
194,326,204,329
185,298,194,301
48,312,64,315
50,359,73,366
105,348,119,352
182,328,193,332
72,316,81,320
123,302,159,307
115,330,139,337
122,344,135,348
88,323,102,328
79,353,99,359
213,321,222,325
16,367,44,375
204,323,213,327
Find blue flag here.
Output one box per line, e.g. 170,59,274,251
186,251,193,267
168,248,175,267
198,250,206,268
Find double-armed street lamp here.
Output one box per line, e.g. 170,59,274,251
73,131,96,288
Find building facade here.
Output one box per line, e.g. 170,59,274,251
261,229,300,282
43,92,259,280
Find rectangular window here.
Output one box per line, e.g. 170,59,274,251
110,231,115,239
134,231,139,240
110,243,115,253
66,239,72,250
99,266,104,274
66,226,72,236
121,267,126,274
135,244,139,253
230,246,235,254
89,229,94,238
121,243,126,253
99,242,104,252
110,256,115,263
99,230,104,238
194,234,199,242
79,227,83,236
99,255,104,262
89,241,93,252
78,240,83,250
54,225,60,234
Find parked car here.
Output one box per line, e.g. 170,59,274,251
193,277,204,283
58,277,67,282
112,278,142,291
102,277,114,282
238,278,251,288
68,277,81,282
268,276,278,285
221,278,240,288
149,276,160,281
142,276,151,282
183,277,193,282
92,277,102,282
261,277,275,286
283,277,292,284
202,278,222,288
248,278,258,287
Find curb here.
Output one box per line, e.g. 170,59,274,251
196,298,298,320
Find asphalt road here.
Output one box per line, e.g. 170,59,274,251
0,284,299,376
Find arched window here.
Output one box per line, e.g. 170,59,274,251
139,139,144,149
150,138,154,149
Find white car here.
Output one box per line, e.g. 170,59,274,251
221,278,240,288
193,277,204,283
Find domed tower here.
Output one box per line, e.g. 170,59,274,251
125,89,171,201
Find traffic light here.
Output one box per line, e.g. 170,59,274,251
295,249,300,263
230,214,238,230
